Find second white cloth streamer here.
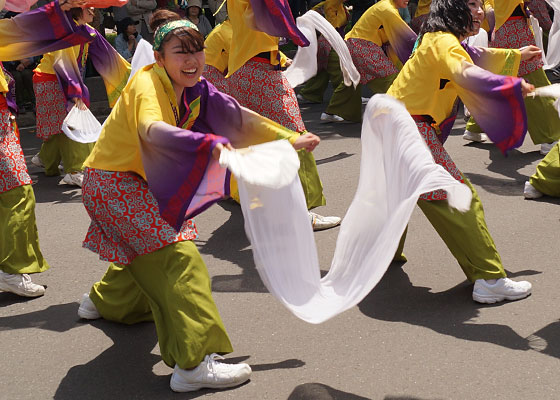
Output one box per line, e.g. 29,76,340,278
220,95,472,324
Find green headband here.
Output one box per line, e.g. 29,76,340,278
153,20,199,51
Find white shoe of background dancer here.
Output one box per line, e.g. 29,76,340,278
540,141,558,155
60,172,84,187
472,277,532,304
320,112,345,123
0,271,45,297
309,211,341,231
170,354,252,392
31,153,44,168
77,293,101,320
463,130,488,143
523,181,543,199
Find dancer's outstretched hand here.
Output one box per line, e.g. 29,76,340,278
519,45,542,62
293,132,320,152
520,79,535,98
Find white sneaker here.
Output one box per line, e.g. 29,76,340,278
472,277,532,304
463,130,488,143
60,172,83,187
78,293,101,320
0,271,45,297
31,153,44,168
170,353,252,392
361,97,370,105
540,141,558,155
320,112,345,123
309,211,341,231
523,181,543,199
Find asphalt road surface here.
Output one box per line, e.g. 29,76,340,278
2,97,559,400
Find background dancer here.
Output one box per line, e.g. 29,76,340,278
0,0,91,297
464,0,560,153
32,6,130,187
317,0,416,123
226,0,341,230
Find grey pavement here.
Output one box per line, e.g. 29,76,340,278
1,94,560,400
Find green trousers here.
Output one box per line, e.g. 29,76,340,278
530,141,560,197
466,68,560,144
0,185,49,274
300,51,398,122
39,133,94,176
89,240,233,369
401,178,506,282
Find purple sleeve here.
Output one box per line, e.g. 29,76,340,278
248,0,310,47
141,121,230,231
0,1,92,61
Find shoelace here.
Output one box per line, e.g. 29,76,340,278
205,353,226,374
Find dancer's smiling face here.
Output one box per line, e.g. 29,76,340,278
155,35,205,89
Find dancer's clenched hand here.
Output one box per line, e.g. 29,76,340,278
519,45,541,62
293,133,320,152
520,79,535,97
212,142,234,160
73,98,87,110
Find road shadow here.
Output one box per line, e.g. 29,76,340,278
198,201,268,294
526,319,560,359
288,383,371,399
316,152,355,166
28,173,84,204
358,266,541,353
55,318,304,399
0,302,80,332
463,144,544,182
54,319,176,400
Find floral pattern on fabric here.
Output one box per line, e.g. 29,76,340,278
203,65,230,95
227,59,306,133
491,18,543,76
416,122,465,201
317,35,332,72
0,107,32,193
346,38,399,85
82,168,199,265
33,78,67,141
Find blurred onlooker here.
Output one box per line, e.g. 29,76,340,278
4,57,38,113
186,0,213,37
113,3,130,22
115,17,141,61
127,0,156,43
207,0,227,25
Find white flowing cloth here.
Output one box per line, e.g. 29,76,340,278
544,0,560,69
219,95,472,324
284,10,360,88
130,39,156,79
